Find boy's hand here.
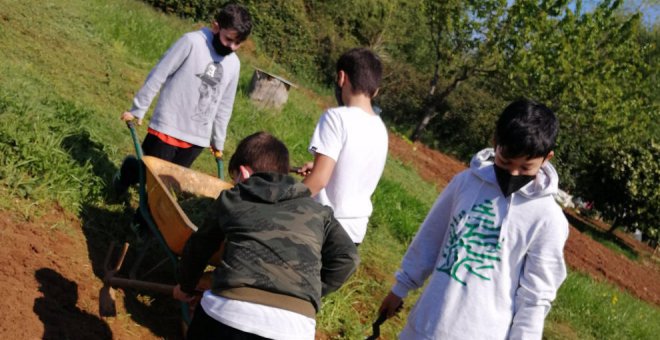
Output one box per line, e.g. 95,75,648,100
378,291,404,319
296,162,314,177
120,111,142,125
173,284,195,303
210,147,223,159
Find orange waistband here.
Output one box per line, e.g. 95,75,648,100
148,128,193,148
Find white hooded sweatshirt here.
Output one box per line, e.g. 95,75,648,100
392,148,569,340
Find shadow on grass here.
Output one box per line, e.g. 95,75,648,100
61,131,185,338
61,131,120,203
563,211,638,260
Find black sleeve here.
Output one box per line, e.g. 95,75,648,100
320,214,359,296
177,198,226,294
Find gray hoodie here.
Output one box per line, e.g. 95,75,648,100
129,27,239,151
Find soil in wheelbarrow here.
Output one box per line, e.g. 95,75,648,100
1,133,658,340
174,192,215,227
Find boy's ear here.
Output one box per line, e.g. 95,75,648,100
238,165,253,182
544,151,555,163
211,21,220,33
372,88,380,98
337,70,347,87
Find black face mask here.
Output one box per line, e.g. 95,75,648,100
213,33,234,56
334,83,344,106
493,163,536,197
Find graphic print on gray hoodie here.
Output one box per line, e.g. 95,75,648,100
192,62,224,124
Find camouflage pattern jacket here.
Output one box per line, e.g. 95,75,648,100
179,172,359,318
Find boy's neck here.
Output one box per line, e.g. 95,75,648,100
343,94,375,115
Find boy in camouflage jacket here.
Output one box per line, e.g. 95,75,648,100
174,131,358,339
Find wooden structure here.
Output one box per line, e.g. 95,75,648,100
247,67,296,110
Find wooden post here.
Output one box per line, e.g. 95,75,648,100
247,68,295,111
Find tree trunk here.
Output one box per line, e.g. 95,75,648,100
607,216,618,233
411,106,441,142
410,68,469,142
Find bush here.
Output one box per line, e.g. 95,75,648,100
582,141,660,244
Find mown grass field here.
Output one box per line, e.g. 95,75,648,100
1,0,658,338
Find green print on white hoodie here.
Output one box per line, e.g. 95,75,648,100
392,148,569,340
437,199,502,286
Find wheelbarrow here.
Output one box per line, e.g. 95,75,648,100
99,121,233,324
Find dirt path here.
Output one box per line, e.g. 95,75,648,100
0,205,176,339
1,133,658,340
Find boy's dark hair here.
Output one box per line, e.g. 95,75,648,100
216,3,252,42
494,99,559,159
228,132,290,177
336,48,382,97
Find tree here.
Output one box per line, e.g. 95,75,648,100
410,0,507,142
586,142,660,245
489,0,659,243
490,0,656,191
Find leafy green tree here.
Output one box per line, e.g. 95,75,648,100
410,0,507,142
585,142,660,245
490,0,659,242
492,0,657,189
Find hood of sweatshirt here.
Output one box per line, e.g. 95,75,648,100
469,148,559,199
235,172,311,203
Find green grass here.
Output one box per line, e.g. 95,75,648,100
1,0,659,339
544,271,660,339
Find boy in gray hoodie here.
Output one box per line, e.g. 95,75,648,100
114,3,252,192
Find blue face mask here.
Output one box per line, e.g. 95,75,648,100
493,163,535,197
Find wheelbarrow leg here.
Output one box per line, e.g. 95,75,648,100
129,236,154,280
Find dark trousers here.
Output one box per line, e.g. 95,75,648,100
119,133,204,186
186,305,271,340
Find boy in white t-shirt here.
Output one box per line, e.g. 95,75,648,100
298,48,388,244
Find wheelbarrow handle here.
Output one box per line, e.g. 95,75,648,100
216,157,224,180
125,120,144,159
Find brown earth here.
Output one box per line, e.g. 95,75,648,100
0,133,658,340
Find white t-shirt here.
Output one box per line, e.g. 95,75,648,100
201,291,316,340
308,106,388,243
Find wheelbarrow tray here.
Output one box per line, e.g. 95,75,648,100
142,155,233,256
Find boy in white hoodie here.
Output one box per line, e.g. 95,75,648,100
379,99,569,339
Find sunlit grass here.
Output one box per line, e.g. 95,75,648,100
545,271,660,339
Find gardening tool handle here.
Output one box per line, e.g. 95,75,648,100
365,311,387,340
107,277,175,295
365,300,402,340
